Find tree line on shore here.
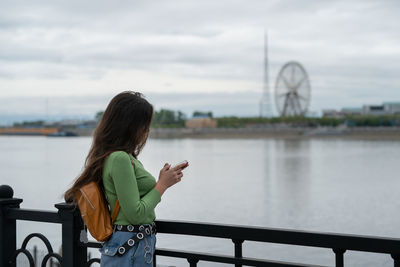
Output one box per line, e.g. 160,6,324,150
9,109,400,129
216,115,400,128
150,109,400,128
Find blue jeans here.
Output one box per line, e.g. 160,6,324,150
100,230,156,267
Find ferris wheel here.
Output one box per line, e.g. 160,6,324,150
274,61,311,116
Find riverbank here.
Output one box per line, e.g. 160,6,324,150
1,126,399,140
149,126,400,140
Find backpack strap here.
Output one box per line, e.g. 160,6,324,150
111,199,120,224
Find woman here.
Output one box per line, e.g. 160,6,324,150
64,91,187,266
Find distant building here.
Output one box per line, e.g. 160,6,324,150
323,102,400,118
383,102,400,114
0,127,58,136
185,115,217,128
341,107,362,116
322,109,341,118
322,108,362,118
362,105,385,116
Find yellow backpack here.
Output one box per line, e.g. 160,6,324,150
75,182,120,242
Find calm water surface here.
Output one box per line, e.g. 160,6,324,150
0,136,399,266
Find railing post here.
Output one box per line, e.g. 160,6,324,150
56,202,87,267
232,239,244,267
392,254,400,267
187,257,199,267
0,185,22,267
333,248,346,267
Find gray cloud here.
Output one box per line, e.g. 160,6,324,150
0,0,399,115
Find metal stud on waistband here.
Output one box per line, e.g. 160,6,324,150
145,228,151,235
137,232,144,240
128,239,135,246
127,225,134,232
117,225,123,231
139,225,145,231
118,247,126,255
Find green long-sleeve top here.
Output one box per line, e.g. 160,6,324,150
102,151,161,225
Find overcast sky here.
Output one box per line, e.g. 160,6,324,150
0,0,399,121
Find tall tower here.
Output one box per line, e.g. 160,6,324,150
259,32,273,117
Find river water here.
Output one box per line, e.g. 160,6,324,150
0,136,399,266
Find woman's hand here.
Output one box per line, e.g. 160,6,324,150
154,162,187,196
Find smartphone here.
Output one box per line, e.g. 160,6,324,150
172,160,189,170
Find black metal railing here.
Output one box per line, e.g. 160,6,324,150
1,185,400,267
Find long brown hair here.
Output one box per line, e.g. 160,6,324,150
64,91,153,202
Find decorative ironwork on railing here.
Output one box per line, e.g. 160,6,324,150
1,184,400,267
11,233,62,266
